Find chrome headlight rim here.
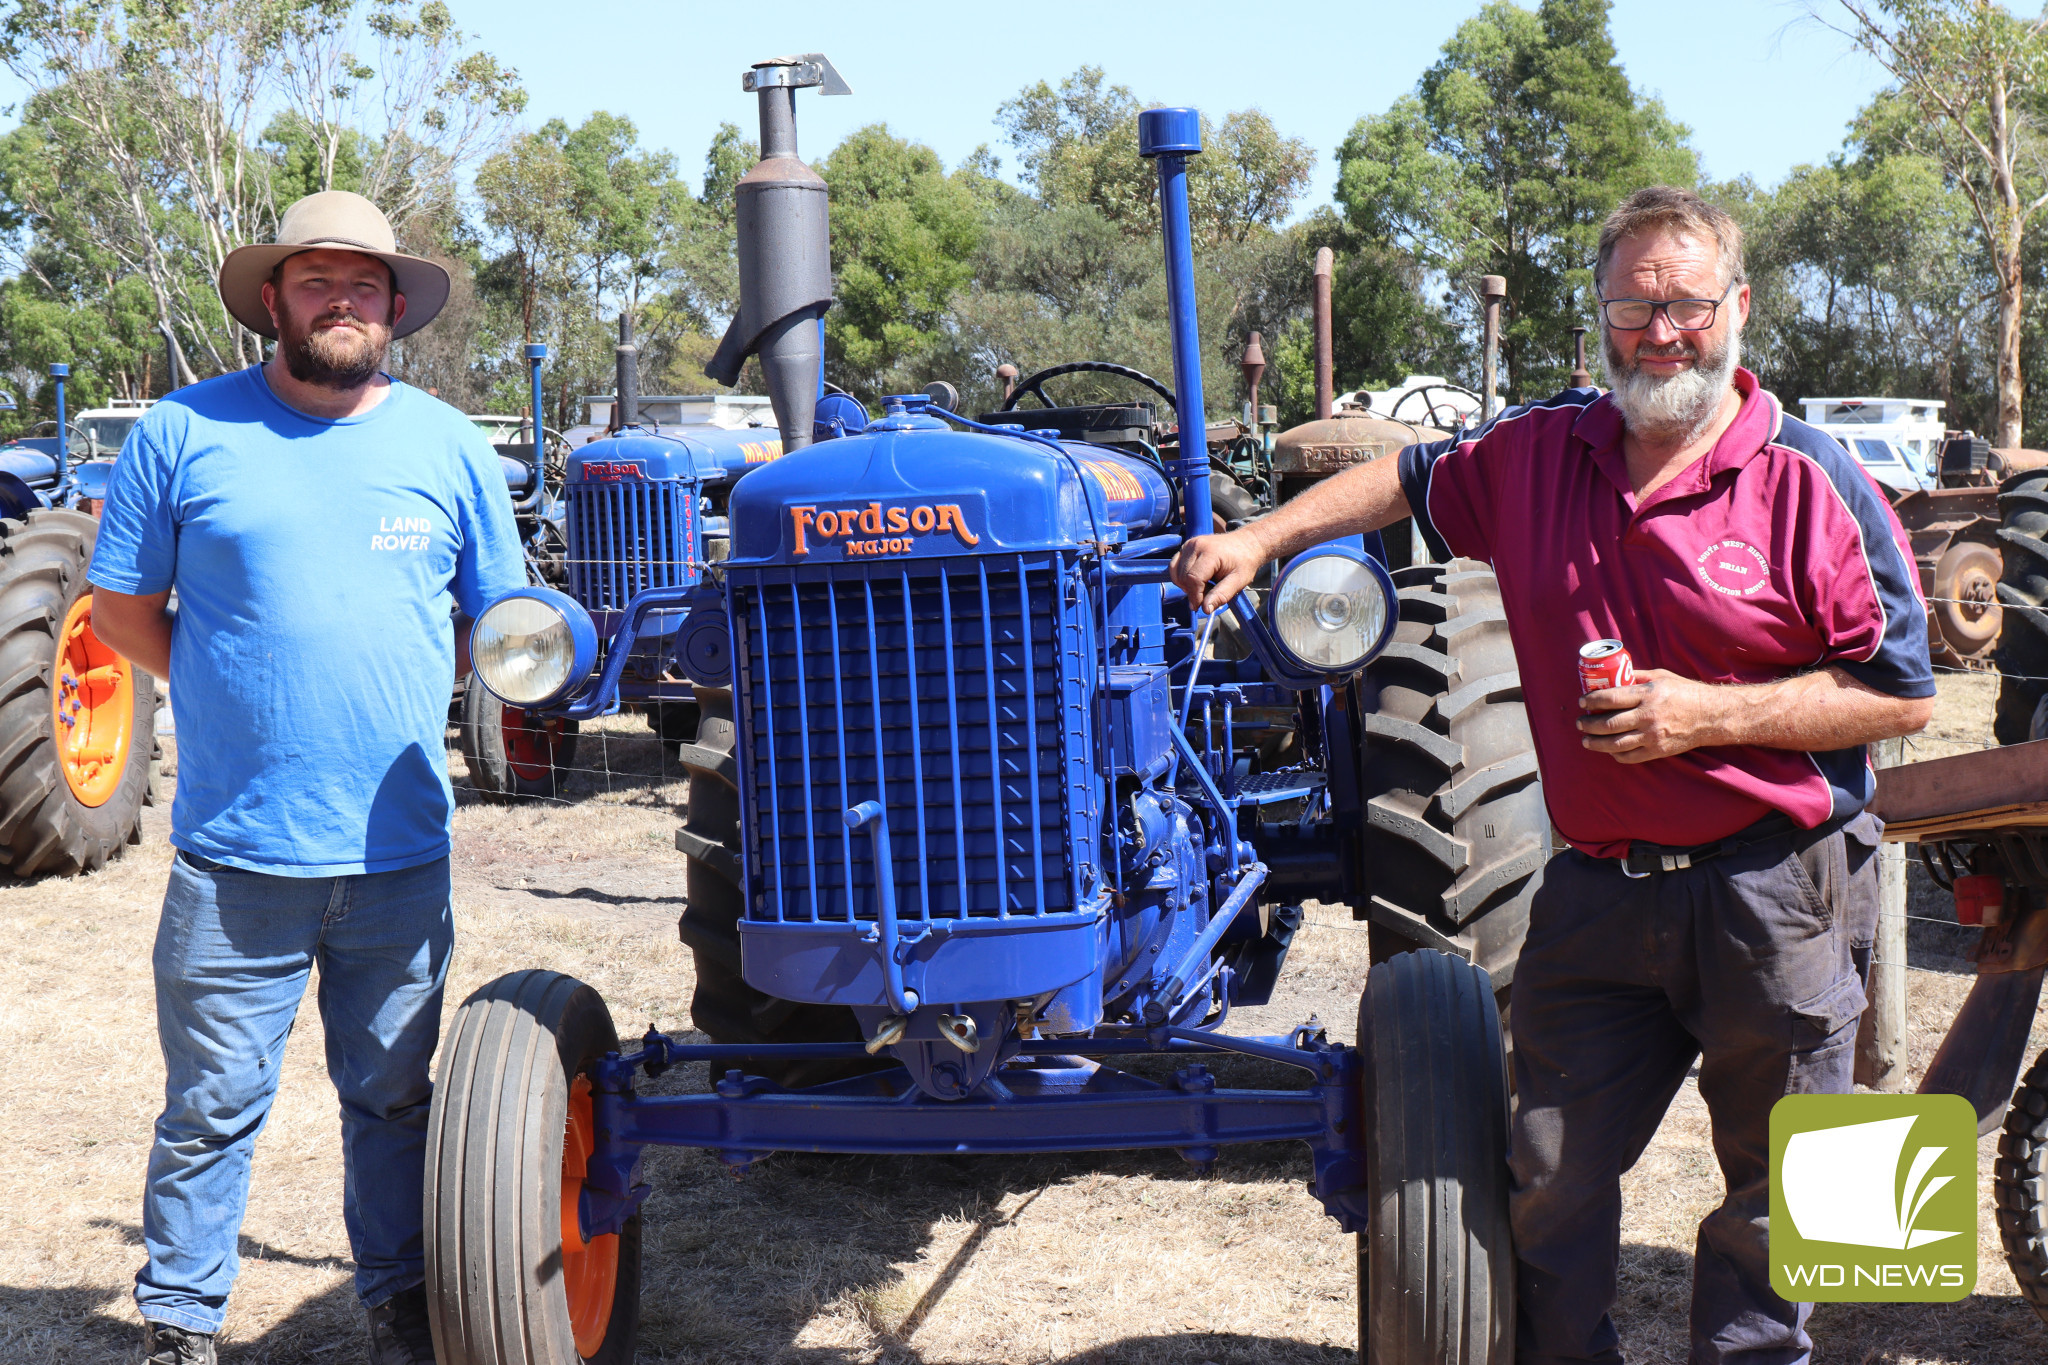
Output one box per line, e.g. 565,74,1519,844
1266,542,1397,676
469,587,598,710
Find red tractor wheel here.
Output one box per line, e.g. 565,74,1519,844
458,671,580,803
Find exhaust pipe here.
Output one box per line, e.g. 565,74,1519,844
705,53,850,453
1139,107,1212,542
615,314,640,429
1312,247,1333,420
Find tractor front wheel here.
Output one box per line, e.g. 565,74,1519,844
459,671,580,803
1357,948,1514,1364
425,969,641,1365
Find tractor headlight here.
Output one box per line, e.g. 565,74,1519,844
470,588,596,708
1269,545,1395,674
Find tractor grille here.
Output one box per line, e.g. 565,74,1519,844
731,553,1088,923
565,479,696,611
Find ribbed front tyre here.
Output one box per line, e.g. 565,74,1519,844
426,970,640,1365
1357,948,1514,1364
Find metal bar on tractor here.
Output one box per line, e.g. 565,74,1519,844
610,1086,1331,1157
978,561,1007,917
1016,557,1046,914
1137,109,1211,542
827,578,854,920
755,586,785,921
938,564,969,917
900,569,931,920
791,576,819,923
861,579,890,918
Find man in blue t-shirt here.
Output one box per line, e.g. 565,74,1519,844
90,191,525,1365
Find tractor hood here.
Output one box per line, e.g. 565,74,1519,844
565,425,784,485
725,415,1173,565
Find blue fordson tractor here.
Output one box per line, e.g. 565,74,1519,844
457,332,797,801
427,55,1544,1365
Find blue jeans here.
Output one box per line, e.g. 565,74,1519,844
135,851,453,1333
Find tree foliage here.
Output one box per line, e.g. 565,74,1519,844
1817,0,2048,445
1335,0,1696,402
0,0,522,392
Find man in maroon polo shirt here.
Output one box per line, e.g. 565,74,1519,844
1173,185,1934,1364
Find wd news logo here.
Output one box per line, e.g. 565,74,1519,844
1769,1094,1977,1301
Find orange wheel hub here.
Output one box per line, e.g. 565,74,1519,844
560,1074,619,1357
52,595,133,808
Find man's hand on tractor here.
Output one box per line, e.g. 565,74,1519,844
1172,527,1269,613
1577,670,1728,763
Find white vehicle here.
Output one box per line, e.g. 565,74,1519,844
1799,397,1944,495
71,397,153,457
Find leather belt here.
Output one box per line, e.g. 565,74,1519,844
1619,812,1851,879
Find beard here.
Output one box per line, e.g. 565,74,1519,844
276,300,391,390
1604,322,1740,443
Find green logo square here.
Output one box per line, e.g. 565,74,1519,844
1769,1093,1978,1301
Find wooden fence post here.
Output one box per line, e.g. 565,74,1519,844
1856,736,1910,1090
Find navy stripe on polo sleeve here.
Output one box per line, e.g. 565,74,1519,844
1396,437,1461,562
1773,419,1937,699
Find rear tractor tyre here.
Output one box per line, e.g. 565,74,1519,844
673,686,865,1081
1359,561,1546,991
425,969,640,1365
1357,948,1514,1364
1996,1047,2048,1324
0,508,156,877
646,698,701,760
1996,470,2048,743
459,671,580,803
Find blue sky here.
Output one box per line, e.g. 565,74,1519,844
462,0,1886,206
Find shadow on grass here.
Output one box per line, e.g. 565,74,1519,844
85,1218,354,1274
0,1277,366,1364
512,884,688,908
1613,1241,2044,1364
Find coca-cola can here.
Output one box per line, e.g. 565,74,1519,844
1578,639,1636,694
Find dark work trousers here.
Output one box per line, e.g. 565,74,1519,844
1508,812,1881,1365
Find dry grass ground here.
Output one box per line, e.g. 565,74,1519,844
0,684,2043,1363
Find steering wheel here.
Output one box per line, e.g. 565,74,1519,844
1000,361,1178,417
27,419,95,456
1385,381,1482,432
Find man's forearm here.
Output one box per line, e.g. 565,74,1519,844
1246,452,1413,560
88,589,173,679
1703,666,1932,751
1580,664,1932,764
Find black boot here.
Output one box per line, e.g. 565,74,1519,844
366,1283,437,1364
141,1321,216,1365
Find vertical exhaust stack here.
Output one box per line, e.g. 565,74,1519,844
1139,107,1213,542
615,314,640,429
1312,248,1334,420
705,53,850,453
1479,274,1507,425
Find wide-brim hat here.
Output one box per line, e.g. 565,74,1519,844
217,190,450,340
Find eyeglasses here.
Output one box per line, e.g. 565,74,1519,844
1598,286,1731,331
